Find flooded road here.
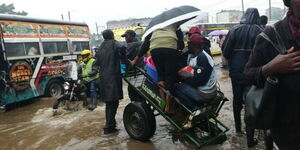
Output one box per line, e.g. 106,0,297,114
0,56,267,150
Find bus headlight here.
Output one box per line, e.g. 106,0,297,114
63,82,70,90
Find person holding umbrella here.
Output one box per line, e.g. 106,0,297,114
132,24,184,114
131,6,201,114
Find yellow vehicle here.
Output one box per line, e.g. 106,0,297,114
112,25,145,41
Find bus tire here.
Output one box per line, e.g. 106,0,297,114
46,79,63,98
123,102,156,141
0,105,6,113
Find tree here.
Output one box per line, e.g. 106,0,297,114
265,7,284,21
0,3,28,16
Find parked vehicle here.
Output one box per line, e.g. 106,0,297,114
0,14,91,111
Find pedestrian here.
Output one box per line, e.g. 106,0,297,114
121,30,143,101
95,29,124,134
222,8,262,147
244,0,300,149
131,24,184,114
186,27,212,56
259,15,268,29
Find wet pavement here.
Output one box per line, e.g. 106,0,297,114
0,56,268,150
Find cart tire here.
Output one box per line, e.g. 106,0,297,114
123,102,156,141
128,86,143,102
46,79,63,98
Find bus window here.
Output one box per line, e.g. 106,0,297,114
73,41,89,51
57,42,68,53
5,43,26,57
43,42,68,54
25,42,40,56
81,42,89,50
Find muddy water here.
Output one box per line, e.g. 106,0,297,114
0,56,267,150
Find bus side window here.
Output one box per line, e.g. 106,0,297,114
81,42,89,50
57,42,68,53
72,41,89,52
25,42,40,56
43,42,68,54
5,43,26,57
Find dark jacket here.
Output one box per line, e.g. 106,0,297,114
222,8,262,81
184,51,213,87
244,18,300,128
95,39,123,101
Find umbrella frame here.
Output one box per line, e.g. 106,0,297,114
142,10,202,40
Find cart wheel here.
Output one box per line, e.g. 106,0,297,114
123,102,156,141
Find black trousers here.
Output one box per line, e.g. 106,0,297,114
231,77,247,131
151,48,180,92
271,127,300,150
105,101,119,129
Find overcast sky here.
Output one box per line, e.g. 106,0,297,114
2,0,285,33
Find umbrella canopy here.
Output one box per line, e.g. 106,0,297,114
208,30,229,36
142,5,202,40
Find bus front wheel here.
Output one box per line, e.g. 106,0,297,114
46,79,63,98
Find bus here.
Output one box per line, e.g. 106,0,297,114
112,25,145,41
0,14,91,111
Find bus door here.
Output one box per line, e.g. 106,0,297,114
0,25,8,106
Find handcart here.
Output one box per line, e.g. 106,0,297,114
122,66,229,148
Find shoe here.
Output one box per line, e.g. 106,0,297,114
247,138,258,148
103,128,119,134
88,104,94,111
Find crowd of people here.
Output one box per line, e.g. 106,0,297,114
76,0,299,149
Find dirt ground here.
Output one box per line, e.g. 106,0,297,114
0,56,269,150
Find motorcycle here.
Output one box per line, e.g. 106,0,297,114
52,78,88,111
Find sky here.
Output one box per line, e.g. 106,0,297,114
2,0,285,33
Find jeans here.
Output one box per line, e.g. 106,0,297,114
174,83,210,111
89,79,97,99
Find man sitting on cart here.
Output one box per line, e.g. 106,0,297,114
175,34,217,111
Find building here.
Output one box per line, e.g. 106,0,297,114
216,10,243,23
106,17,152,29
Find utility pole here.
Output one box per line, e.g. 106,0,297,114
269,0,272,20
241,0,245,14
95,22,99,35
61,14,64,20
68,11,71,21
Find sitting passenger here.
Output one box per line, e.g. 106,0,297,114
175,34,217,111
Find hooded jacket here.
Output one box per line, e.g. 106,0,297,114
222,8,262,81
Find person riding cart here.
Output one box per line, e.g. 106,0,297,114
79,49,99,111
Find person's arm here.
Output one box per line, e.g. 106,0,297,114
221,29,235,59
184,53,213,87
244,34,300,87
131,34,151,66
176,29,184,50
88,61,98,77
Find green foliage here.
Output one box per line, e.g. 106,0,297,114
0,3,28,16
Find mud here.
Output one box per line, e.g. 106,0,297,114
0,56,269,150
